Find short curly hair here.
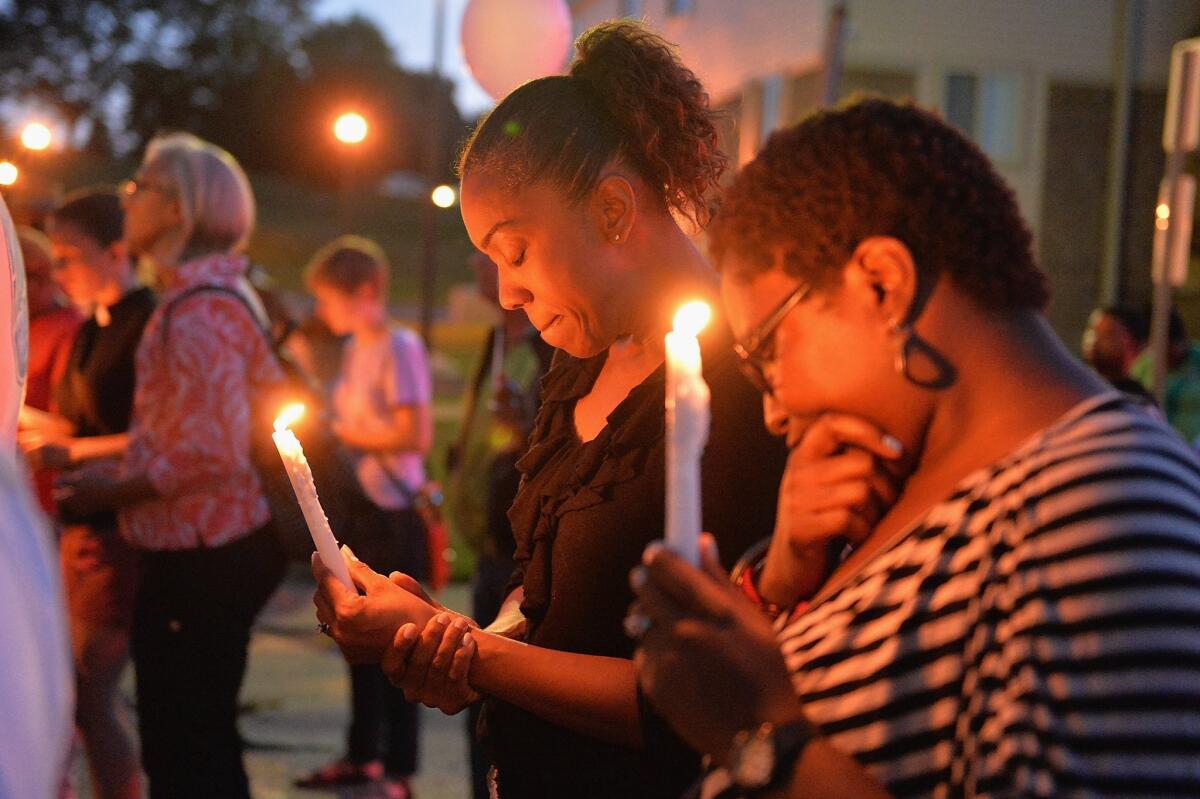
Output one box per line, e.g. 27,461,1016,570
710,97,1049,311
304,235,390,296
458,20,725,228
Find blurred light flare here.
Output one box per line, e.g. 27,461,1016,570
333,112,368,145
274,402,305,432
431,184,457,208
1157,202,1171,231
20,122,51,151
673,300,712,337
0,161,17,186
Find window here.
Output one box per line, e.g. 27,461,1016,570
943,71,1025,163
667,0,694,16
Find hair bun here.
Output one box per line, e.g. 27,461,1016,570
569,21,725,226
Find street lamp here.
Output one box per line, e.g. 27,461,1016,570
333,112,369,232
431,184,456,209
333,112,368,145
0,161,17,187
20,122,51,152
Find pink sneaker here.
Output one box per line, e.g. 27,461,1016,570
381,777,413,799
294,758,384,787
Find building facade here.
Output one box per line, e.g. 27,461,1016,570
568,0,1200,346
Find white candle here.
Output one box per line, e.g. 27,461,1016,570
272,404,354,590
665,301,712,566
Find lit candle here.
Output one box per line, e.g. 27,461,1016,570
665,301,712,566
272,403,354,590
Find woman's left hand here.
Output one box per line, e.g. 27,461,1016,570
630,534,801,765
54,462,120,517
312,548,439,664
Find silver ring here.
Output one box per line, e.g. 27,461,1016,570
623,613,652,640
317,621,332,637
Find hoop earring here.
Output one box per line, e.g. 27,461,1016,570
891,322,958,389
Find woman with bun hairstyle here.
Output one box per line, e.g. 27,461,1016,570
313,20,786,798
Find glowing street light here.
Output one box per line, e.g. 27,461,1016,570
333,112,368,145
0,161,17,186
431,184,456,208
20,122,51,151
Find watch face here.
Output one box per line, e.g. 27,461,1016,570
733,733,774,788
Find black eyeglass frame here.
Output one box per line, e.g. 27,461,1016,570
732,281,811,395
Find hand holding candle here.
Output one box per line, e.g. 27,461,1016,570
665,301,712,566
272,403,354,591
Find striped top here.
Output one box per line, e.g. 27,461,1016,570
705,393,1200,798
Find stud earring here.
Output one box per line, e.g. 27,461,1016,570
612,233,621,242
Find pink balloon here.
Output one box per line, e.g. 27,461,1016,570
461,0,573,102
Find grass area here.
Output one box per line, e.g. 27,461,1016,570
247,172,477,306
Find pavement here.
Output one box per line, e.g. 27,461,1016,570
70,566,474,799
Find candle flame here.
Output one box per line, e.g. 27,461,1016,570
274,403,305,432
672,301,712,338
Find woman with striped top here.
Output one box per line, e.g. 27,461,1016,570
631,98,1200,798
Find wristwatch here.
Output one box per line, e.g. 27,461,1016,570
728,717,821,795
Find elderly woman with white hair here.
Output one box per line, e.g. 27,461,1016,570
57,132,286,798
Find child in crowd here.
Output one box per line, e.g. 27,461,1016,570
298,236,433,799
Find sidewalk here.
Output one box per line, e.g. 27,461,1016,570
69,567,475,799
241,566,473,799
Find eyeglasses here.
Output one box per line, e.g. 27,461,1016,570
120,176,172,198
732,281,811,395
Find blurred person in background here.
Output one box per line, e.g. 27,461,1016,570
1131,307,1200,444
443,251,553,799
23,188,155,799
1081,304,1155,405
20,226,80,412
55,133,286,799
296,236,433,799
17,226,82,512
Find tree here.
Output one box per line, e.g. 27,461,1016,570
288,15,468,187
0,2,467,186
0,0,313,154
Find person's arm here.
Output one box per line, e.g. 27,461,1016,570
66,433,129,464
18,405,74,437
55,466,159,516
334,404,432,454
632,537,893,799
469,628,643,747
315,551,645,748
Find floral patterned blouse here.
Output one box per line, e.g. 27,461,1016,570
120,253,282,550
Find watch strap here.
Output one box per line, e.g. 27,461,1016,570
745,717,821,797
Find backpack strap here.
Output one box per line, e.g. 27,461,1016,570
160,283,274,352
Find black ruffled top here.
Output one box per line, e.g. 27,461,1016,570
482,313,788,799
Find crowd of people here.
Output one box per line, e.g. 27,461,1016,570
5,16,1200,799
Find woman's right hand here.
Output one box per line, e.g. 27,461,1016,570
382,613,480,714
312,549,440,664
758,413,906,606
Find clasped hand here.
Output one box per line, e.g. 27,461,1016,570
53,461,120,518
312,549,480,713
